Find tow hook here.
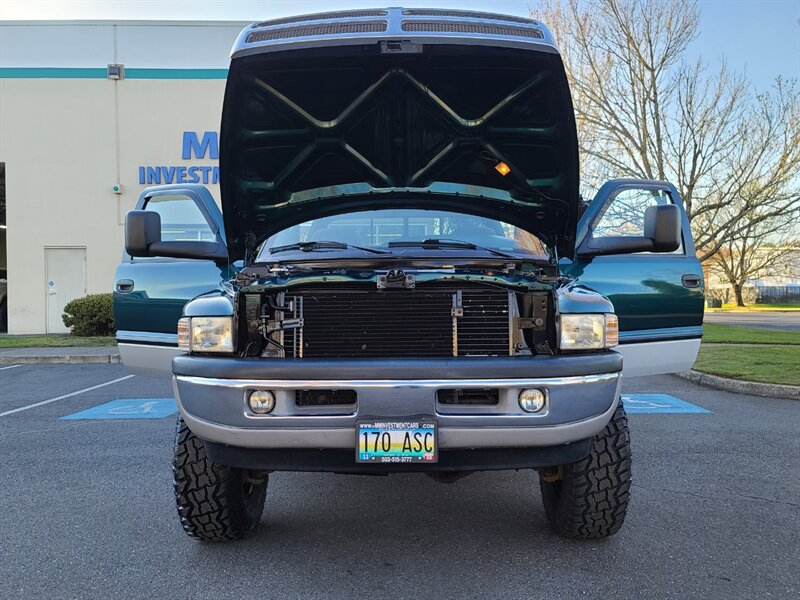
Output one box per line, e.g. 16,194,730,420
246,470,270,485
538,465,563,482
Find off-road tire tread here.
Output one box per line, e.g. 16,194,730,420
539,403,631,539
173,417,267,542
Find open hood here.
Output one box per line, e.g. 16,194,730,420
220,16,579,261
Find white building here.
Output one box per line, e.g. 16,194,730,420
0,20,248,333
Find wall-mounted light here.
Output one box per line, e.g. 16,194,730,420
107,64,125,80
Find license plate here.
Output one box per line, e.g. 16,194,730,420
356,419,437,463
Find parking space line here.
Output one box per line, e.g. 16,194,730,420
0,374,135,417
0,365,22,371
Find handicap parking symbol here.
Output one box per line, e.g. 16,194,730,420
622,394,710,414
61,399,177,420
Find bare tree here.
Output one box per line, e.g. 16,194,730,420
533,0,800,262
707,221,798,306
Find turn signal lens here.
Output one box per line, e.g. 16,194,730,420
248,390,275,414
519,388,547,413
177,318,191,352
604,314,619,348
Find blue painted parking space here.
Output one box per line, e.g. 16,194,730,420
61,399,177,420
622,394,710,414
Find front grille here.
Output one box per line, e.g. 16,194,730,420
401,20,544,39
401,9,536,25
285,286,512,359
246,20,387,43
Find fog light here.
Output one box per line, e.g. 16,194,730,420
519,388,546,413
248,390,275,414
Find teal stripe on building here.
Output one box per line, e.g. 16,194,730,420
0,67,229,79
127,68,228,79
0,68,107,78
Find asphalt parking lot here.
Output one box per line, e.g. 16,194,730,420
1,364,798,599
704,310,800,331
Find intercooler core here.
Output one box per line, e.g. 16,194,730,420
277,286,514,358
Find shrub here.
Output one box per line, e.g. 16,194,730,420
62,293,116,336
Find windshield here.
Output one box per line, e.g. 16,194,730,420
255,210,549,262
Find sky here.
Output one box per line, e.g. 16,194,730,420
1,0,798,90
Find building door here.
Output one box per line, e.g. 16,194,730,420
45,247,86,333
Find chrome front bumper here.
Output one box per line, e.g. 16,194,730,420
173,361,622,450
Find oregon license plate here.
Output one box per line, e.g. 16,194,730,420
356,419,438,463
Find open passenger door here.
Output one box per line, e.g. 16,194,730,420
563,180,704,376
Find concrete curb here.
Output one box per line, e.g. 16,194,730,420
677,369,800,401
0,354,120,365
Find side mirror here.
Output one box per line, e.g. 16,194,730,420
125,210,160,257
578,204,681,257
644,204,681,252
125,210,228,261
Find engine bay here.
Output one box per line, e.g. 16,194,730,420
235,268,557,360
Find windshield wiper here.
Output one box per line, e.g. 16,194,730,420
387,238,516,259
269,240,390,255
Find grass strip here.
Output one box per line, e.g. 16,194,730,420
693,344,800,386
702,323,800,345
0,335,117,348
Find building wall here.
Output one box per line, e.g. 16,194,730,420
0,21,245,333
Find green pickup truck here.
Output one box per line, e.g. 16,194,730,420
114,8,704,542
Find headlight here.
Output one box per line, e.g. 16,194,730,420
178,316,234,354
559,313,618,351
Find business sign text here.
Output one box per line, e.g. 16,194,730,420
138,131,220,185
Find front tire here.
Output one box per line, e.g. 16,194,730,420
173,417,268,542
539,403,631,539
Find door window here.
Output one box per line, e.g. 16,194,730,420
591,187,682,253
593,188,672,237
144,195,215,242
